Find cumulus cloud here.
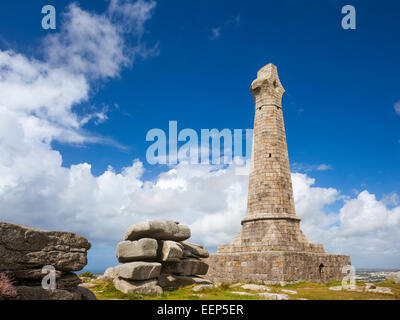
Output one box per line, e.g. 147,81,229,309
327,191,400,266
0,0,156,146
2,139,400,268
0,160,249,246
382,192,399,207
291,173,339,241
292,162,333,172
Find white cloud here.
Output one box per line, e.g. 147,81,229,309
316,164,333,171
209,15,240,40
209,28,222,40
45,4,127,79
0,1,399,269
381,192,399,207
2,136,400,268
108,0,156,37
291,173,339,242
394,101,400,116
0,0,156,147
338,191,400,236
292,162,333,172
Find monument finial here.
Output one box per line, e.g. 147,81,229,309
250,63,285,108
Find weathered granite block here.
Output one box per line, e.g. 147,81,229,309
113,261,161,280
162,258,209,276
159,240,184,262
113,277,163,295
0,222,90,272
181,241,209,258
158,274,212,291
124,220,190,241
116,238,158,262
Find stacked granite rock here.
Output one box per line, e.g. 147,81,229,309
0,222,96,300
103,220,211,295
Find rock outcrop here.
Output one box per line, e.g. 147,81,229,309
386,271,400,284
103,220,211,295
0,222,94,300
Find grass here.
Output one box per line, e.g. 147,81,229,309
79,271,96,279
87,279,400,301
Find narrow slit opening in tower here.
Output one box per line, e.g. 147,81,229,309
269,153,272,158
319,263,324,276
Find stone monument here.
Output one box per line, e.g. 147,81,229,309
206,63,351,283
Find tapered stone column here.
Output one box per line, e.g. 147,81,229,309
217,63,323,254
245,63,296,221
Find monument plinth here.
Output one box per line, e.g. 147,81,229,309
206,63,350,284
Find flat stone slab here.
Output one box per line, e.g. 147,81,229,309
241,284,271,291
113,262,161,281
181,241,209,258
116,239,158,263
229,283,243,288
192,284,214,292
4,269,62,282
258,292,289,300
231,291,255,296
365,286,393,295
124,220,190,241
328,286,343,291
16,286,94,300
330,284,394,295
162,258,209,276
281,289,297,295
158,275,212,290
0,222,90,272
159,240,183,262
329,285,364,293
7,270,80,288
113,277,163,295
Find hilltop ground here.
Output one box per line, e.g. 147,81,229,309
80,277,400,300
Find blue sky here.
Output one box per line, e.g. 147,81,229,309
0,0,399,271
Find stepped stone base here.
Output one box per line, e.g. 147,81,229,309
206,251,351,284
221,218,325,254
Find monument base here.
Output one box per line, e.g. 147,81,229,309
206,251,351,284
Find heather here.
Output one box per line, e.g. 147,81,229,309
0,272,18,300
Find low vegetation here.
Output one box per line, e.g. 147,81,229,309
79,271,96,279
0,272,18,300
87,279,400,300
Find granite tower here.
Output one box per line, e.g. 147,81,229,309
206,63,350,283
